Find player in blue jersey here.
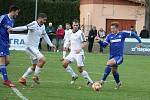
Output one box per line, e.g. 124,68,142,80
0,5,20,87
98,23,142,89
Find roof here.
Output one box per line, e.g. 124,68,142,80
128,0,145,4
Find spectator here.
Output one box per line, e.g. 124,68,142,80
46,22,56,51
56,25,65,52
88,26,97,52
140,26,150,38
97,28,105,53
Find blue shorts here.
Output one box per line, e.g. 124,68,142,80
0,45,9,57
110,56,123,65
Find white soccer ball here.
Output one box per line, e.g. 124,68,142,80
92,82,102,92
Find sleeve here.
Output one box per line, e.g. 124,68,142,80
122,31,132,38
122,31,141,43
103,35,110,44
0,15,5,24
12,21,36,31
81,32,86,42
42,26,53,47
0,15,12,29
12,26,28,31
131,32,142,43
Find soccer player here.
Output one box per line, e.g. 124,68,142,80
10,13,56,85
0,5,20,87
62,19,93,86
98,23,142,89
62,23,72,59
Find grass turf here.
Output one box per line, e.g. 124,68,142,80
0,51,150,100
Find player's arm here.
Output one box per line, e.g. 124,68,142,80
9,22,36,32
123,31,142,47
99,35,110,48
42,30,56,48
76,32,86,54
122,31,142,43
131,32,142,43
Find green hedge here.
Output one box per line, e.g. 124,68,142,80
0,0,80,28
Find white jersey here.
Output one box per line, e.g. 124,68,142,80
12,21,53,49
26,21,53,49
64,29,72,41
69,30,86,55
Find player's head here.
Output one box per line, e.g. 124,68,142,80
9,5,20,19
37,13,47,25
111,23,119,34
49,22,52,27
65,23,70,30
72,19,79,32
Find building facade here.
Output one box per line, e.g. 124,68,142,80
80,0,145,35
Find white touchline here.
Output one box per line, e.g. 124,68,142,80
11,87,29,100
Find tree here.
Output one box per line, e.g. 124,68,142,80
145,0,150,32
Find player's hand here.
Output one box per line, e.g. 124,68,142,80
7,28,13,33
52,45,56,49
75,49,81,54
136,43,142,48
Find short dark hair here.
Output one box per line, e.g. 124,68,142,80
111,23,119,28
9,5,20,12
72,19,79,24
38,13,47,18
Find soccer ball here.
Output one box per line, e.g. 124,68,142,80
92,82,102,92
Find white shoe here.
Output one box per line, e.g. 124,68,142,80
115,81,122,90
70,76,78,84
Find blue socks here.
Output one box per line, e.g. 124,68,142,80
113,71,120,84
101,65,111,81
0,65,8,81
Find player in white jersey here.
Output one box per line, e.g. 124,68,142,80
62,19,93,86
10,13,56,85
62,23,72,59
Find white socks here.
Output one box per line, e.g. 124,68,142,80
22,67,34,79
63,51,67,58
34,66,42,77
81,70,93,83
66,66,77,77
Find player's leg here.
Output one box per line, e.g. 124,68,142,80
0,56,15,87
100,58,116,85
19,59,37,85
62,54,78,84
111,56,123,89
76,55,93,86
62,47,67,59
32,55,46,84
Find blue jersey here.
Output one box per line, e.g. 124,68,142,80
101,31,141,59
0,14,14,56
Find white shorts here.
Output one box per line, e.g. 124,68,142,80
65,53,85,67
26,47,44,64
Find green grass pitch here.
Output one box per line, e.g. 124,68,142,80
0,51,150,100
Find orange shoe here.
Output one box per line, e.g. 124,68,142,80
18,77,26,86
3,80,16,88
32,76,40,84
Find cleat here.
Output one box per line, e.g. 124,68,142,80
115,81,122,90
98,80,104,86
87,81,93,88
70,76,78,84
19,77,27,86
32,76,40,84
3,80,16,88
